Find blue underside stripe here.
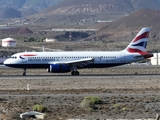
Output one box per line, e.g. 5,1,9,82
5,63,126,69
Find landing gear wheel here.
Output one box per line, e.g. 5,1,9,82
22,68,26,76
75,71,79,75
23,72,26,76
71,71,79,76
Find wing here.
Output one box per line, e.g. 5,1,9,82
49,58,94,67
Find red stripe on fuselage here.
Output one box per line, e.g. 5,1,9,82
21,54,37,56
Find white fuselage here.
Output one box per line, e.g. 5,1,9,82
4,50,144,69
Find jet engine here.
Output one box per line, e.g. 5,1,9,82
48,64,71,73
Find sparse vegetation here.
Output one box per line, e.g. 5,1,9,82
80,96,102,111
113,103,120,108
33,104,47,113
122,107,127,111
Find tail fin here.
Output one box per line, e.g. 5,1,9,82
125,27,150,53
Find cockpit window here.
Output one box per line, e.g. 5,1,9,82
11,56,17,59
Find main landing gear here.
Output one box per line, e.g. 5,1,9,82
23,68,26,76
71,71,79,75
71,66,79,76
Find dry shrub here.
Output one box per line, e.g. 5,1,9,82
80,96,102,111
33,104,47,113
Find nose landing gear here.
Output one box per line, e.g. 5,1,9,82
23,68,26,76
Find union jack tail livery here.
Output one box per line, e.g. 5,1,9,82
125,27,150,53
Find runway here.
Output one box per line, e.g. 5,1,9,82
1,64,160,79
0,74,160,80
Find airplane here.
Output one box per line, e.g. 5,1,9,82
3,27,153,76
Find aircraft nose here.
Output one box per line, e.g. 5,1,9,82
3,59,11,65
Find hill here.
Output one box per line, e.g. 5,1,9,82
21,0,62,11
86,9,160,41
0,0,62,11
27,0,160,25
0,0,62,19
83,9,160,52
50,0,160,14
0,8,21,19
0,0,160,20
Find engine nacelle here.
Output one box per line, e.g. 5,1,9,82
48,64,71,73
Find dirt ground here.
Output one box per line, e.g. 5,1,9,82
0,66,160,120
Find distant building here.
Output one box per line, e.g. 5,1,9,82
44,38,56,42
2,37,16,47
150,53,160,65
97,20,112,23
52,28,97,32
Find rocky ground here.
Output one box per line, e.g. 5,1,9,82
0,66,160,119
